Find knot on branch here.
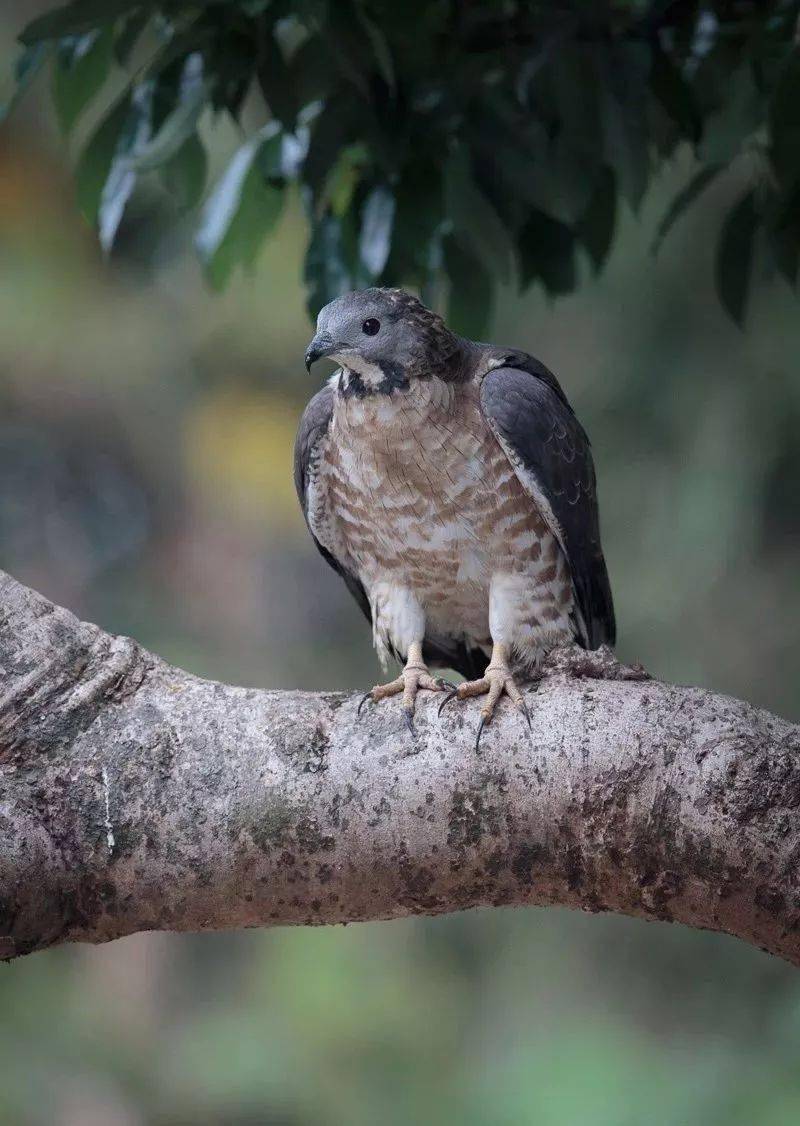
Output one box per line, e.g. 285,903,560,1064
542,643,651,682
0,607,148,762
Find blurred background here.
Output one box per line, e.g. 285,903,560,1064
2,4,800,1123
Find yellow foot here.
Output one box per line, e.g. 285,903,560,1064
357,663,454,734
438,662,532,751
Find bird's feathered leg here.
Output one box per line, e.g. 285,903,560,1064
358,642,453,734
438,642,531,751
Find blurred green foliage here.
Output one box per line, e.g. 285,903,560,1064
4,0,800,330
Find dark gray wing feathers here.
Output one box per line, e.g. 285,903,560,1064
294,384,372,624
480,357,616,649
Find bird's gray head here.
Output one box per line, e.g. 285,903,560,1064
304,288,463,397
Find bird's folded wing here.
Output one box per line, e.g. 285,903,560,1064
479,360,616,649
294,383,373,625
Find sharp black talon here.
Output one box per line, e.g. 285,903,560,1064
436,678,457,691
438,689,459,718
518,696,532,731
357,690,374,717
474,715,487,753
403,707,416,736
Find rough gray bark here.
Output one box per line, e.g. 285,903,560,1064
0,568,798,964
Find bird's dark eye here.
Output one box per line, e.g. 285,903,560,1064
362,318,380,336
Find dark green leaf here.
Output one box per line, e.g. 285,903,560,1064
767,183,800,289
526,136,599,226
303,93,360,199
145,18,215,80
603,96,649,211
600,43,650,211
114,9,149,65
387,160,445,287
715,189,757,326
19,0,147,45
256,22,297,131
0,42,51,124
257,131,286,183
279,129,309,179
359,185,395,278
518,209,576,296
129,53,207,172
515,26,571,106
649,99,682,161
305,214,354,317
651,164,723,255
196,126,272,257
52,27,114,134
772,229,799,289
98,159,137,253
650,47,702,144
700,64,762,165
325,0,371,97
443,236,493,340
98,83,152,252
318,145,364,218
770,50,800,188
160,132,207,211
73,80,153,248
359,11,396,94
75,94,133,224
577,167,616,273
549,44,604,164
444,147,514,284
205,169,283,289
196,125,284,289
287,34,331,110
468,107,548,229
206,23,257,120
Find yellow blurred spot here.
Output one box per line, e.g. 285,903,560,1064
184,387,304,531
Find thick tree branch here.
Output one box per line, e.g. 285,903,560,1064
0,569,798,964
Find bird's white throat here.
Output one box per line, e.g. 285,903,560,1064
332,371,456,434
336,355,386,387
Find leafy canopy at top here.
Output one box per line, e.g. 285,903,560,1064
5,0,800,331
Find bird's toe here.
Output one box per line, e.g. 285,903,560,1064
358,662,444,735
438,663,532,750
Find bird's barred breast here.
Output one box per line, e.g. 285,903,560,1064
313,376,574,664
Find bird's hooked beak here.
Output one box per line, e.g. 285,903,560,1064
304,330,336,373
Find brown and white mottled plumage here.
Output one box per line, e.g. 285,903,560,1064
296,288,614,738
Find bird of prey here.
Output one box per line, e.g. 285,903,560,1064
296,288,615,745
